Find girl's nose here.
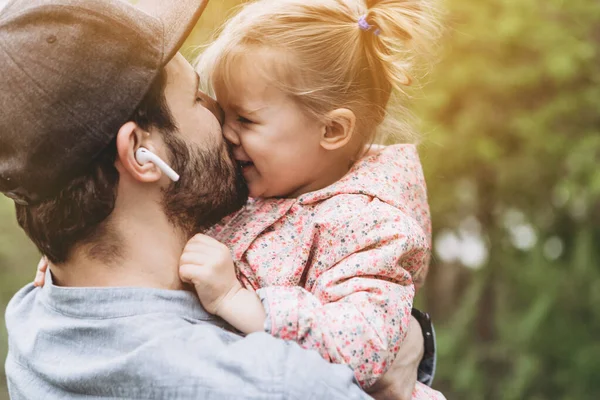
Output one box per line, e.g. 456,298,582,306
222,124,240,146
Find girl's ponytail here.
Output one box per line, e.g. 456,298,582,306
361,0,441,94
355,0,441,144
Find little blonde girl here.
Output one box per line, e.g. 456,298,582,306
178,0,445,398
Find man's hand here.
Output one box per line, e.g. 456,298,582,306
367,316,424,400
179,234,243,315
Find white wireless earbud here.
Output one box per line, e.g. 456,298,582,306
135,147,180,182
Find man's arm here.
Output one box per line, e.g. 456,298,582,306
194,318,425,400
367,316,424,400
367,315,446,400
153,324,373,399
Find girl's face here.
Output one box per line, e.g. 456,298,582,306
216,69,331,199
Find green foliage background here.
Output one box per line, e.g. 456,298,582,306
1,0,598,399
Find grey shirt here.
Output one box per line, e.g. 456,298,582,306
5,272,370,399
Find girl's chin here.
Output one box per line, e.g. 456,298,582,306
247,182,264,199
248,184,276,200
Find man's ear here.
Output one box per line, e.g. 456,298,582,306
320,108,356,151
115,122,162,183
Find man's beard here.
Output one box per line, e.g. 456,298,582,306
160,132,248,237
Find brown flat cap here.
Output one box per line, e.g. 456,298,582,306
0,0,209,205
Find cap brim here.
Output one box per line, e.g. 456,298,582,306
135,0,210,63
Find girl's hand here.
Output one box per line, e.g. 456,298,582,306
34,257,48,287
179,234,242,315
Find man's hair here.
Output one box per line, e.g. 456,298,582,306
15,69,175,264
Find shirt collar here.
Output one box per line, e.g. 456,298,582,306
39,268,214,321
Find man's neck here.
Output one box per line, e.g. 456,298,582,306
51,203,188,291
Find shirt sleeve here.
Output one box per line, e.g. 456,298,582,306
256,196,431,388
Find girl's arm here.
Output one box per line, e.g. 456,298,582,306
213,287,266,334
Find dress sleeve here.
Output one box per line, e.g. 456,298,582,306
256,196,430,388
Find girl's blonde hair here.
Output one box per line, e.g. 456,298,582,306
197,0,441,153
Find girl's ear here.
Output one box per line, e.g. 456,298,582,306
320,108,356,151
115,122,162,183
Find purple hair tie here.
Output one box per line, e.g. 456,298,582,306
358,15,380,36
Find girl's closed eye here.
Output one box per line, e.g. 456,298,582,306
237,115,254,125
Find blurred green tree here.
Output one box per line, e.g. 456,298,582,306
418,0,600,398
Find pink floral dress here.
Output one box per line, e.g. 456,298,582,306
207,145,444,399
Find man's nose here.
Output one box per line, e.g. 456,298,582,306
197,91,224,126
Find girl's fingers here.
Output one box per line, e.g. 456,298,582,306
37,256,48,273
33,257,49,287
179,252,208,267
187,233,226,249
34,270,45,287
179,264,205,285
